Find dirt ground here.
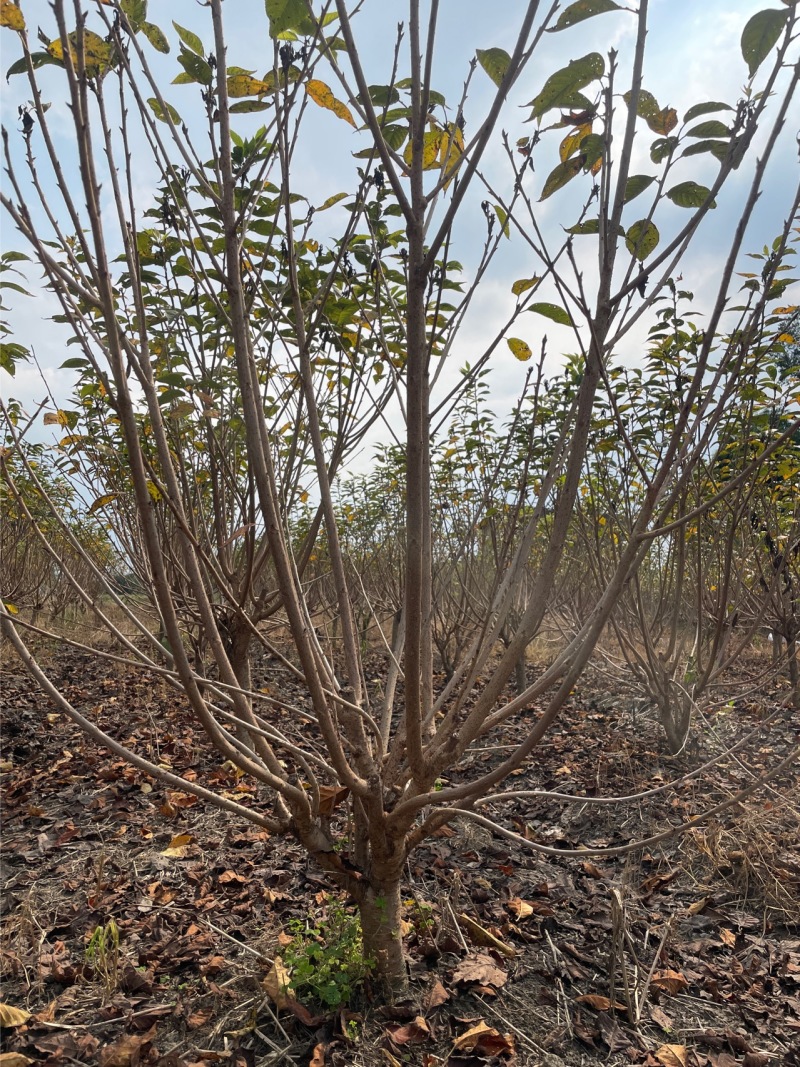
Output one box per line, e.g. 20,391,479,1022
1,643,799,1067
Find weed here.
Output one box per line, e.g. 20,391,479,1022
282,896,372,1010
84,919,120,999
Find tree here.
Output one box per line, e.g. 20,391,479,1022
1,0,798,997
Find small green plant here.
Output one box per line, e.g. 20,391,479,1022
84,919,120,998
282,897,372,1010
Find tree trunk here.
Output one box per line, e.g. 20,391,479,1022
358,872,407,1000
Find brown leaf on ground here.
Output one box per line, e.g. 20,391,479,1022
0,1003,30,1026
387,1015,431,1045
651,969,689,995
451,1021,515,1058
308,1044,326,1067
98,1025,156,1067
425,979,450,1009
452,952,507,989
318,784,350,816
655,1044,687,1067
0,1055,35,1067
575,994,627,1012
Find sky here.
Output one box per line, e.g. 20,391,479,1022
1,0,798,462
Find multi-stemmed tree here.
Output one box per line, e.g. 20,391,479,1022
1,0,798,994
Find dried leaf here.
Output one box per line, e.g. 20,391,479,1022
655,1044,687,1067
651,969,689,996
318,784,350,817
387,1016,431,1045
425,978,450,1009
719,928,736,947
0,1054,35,1067
262,956,291,1008
457,914,515,957
0,1002,31,1026
575,994,627,1012
160,833,195,858
308,1044,326,1067
452,952,508,989
451,1021,515,1057
97,1025,156,1067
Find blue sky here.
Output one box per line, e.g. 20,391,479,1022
1,0,797,451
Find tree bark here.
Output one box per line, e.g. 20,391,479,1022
358,871,407,999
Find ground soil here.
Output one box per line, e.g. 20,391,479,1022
1,643,799,1067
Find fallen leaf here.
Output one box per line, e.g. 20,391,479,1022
262,957,291,1008
452,952,508,989
187,1006,213,1029
308,1044,326,1067
719,928,736,947
506,897,535,919
457,913,515,958
0,1002,31,1026
98,1025,156,1067
160,833,195,858
655,1044,687,1067
451,1021,515,1057
0,1055,35,1067
318,784,350,817
388,1016,431,1045
651,969,688,996
575,994,627,1012
425,979,450,1009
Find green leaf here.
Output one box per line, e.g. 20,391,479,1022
511,276,540,296
178,50,212,85
147,97,181,124
368,84,400,107
540,156,582,200
507,337,533,361
624,88,660,122
526,53,605,121
121,0,147,31
565,219,599,234
528,302,573,326
549,0,622,32
681,138,729,162
650,136,678,163
141,21,169,54
172,20,203,56
623,174,656,203
741,7,787,78
682,101,733,122
580,132,604,170
476,47,511,87
230,99,271,113
666,181,716,208
266,0,308,38
686,119,730,138
6,51,62,78
625,219,659,260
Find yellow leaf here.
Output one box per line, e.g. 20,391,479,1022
511,276,540,296
0,0,25,31
559,122,592,162
774,305,798,314
47,30,115,78
0,1002,31,1027
146,479,162,502
305,79,355,127
0,1054,35,1066
3,602,19,615
439,122,464,183
88,492,119,514
777,333,794,344
226,74,272,98
507,337,533,362
404,128,443,171
43,409,70,427
160,833,194,857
